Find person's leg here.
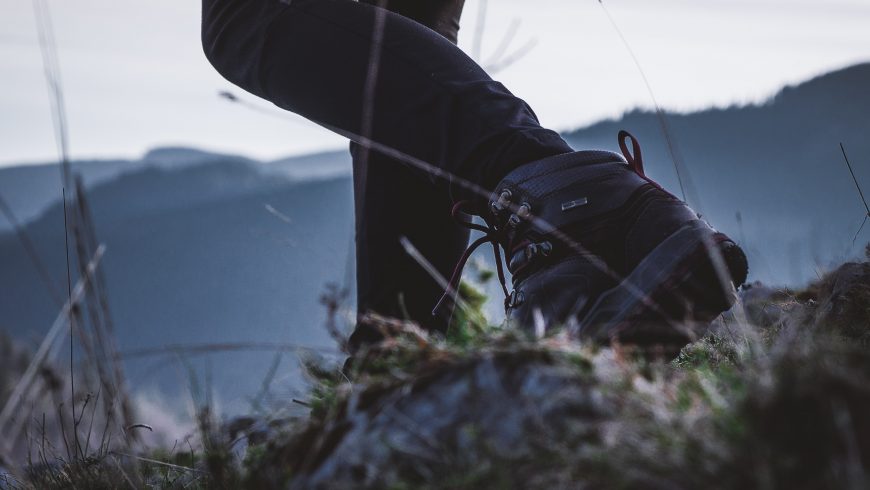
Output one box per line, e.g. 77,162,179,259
349,145,471,347
202,0,748,352
349,0,470,348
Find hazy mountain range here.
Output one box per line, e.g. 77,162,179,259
1,62,868,409
0,154,355,411
0,147,352,233
562,62,870,285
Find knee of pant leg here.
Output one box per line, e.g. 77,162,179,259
200,3,252,81
200,21,255,92
200,2,284,95
201,18,233,78
200,21,224,73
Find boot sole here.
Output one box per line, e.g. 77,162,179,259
576,220,748,347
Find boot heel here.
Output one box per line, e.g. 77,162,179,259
577,221,748,346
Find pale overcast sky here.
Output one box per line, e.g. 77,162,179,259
1,0,869,167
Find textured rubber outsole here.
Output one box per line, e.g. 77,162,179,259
576,220,748,347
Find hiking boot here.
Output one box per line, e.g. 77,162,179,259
442,132,748,347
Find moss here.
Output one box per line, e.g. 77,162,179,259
446,281,498,348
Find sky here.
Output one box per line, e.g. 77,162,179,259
1,0,870,167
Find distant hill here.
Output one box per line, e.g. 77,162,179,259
0,160,354,410
0,147,352,232
562,62,870,284
268,149,352,181
0,158,129,232
1,62,869,408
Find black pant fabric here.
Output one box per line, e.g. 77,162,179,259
201,0,573,346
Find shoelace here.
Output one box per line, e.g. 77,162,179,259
432,131,649,317
431,200,510,316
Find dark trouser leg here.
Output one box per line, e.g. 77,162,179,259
201,0,573,345
349,144,471,347
349,0,469,348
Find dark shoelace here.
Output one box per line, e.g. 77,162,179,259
431,200,510,316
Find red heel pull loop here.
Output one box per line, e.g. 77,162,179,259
618,130,645,177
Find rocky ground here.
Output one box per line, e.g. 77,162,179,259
3,249,870,489
246,250,870,489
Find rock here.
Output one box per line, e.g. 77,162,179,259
256,350,609,489
735,281,801,328
809,261,870,339
725,259,869,339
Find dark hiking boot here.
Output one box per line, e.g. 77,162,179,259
440,132,748,347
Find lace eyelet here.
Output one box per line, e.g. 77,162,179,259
490,189,513,216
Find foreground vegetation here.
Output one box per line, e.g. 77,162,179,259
2,249,869,489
